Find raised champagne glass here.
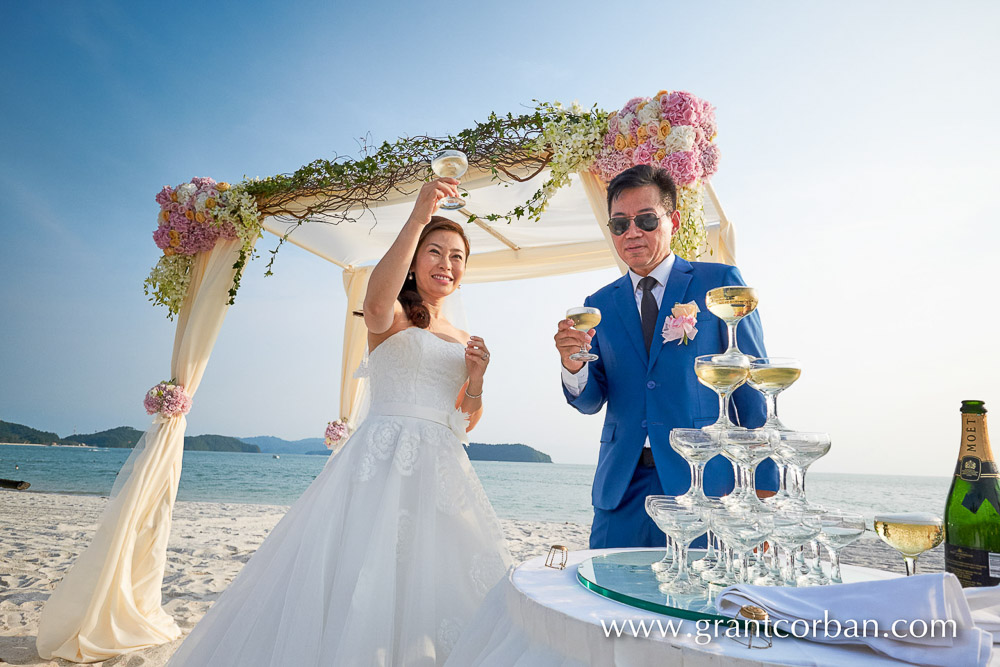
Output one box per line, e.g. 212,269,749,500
694,354,750,431
873,512,944,576
705,286,759,359
566,307,601,362
430,149,469,210
748,357,801,431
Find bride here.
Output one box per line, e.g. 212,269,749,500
168,176,512,666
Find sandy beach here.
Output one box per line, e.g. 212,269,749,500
0,489,938,666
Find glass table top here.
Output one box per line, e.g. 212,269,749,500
576,549,733,623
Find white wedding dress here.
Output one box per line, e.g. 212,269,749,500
168,327,512,666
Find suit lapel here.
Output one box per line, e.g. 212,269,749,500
612,274,648,363
648,256,693,370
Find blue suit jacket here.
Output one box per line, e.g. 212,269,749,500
565,257,779,511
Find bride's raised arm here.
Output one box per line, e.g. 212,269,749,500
363,177,459,334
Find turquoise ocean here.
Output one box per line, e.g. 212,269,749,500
0,444,950,525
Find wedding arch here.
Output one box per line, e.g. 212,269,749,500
37,91,737,661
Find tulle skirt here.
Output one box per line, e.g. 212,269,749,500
168,415,512,666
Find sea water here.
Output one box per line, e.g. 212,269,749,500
0,444,950,525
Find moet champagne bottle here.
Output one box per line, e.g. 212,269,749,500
944,400,1000,587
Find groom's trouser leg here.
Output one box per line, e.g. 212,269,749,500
589,462,664,549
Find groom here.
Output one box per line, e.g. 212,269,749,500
555,165,778,549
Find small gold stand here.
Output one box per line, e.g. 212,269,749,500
732,605,773,649
545,545,569,570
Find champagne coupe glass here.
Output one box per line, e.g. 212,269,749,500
649,497,709,596
719,429,777,511
816,509,867,584
644,495,675,575
769,432,831,511
873,512,944,576
694,354,750,431
430,149,469,210
670,429,723,507
771,510,823,586
566,307,601,363
705,286,759,359
712,508,774,584
747,357,801,431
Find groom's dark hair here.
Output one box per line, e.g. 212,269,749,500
606,165,677,215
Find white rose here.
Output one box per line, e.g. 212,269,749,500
176,183,197,204
664,126,696,153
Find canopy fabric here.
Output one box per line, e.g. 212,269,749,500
261,168,736,431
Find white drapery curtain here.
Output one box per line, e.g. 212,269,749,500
37,238,246,662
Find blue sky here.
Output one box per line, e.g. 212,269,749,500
2,1,998,475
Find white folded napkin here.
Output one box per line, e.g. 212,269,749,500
716,573,993,667
965,584,1000,639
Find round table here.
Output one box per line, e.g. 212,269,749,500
444,548,993,666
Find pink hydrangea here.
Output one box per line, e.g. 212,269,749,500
607,112,619,135
700,143,721,179
622,96,648,116
633,141,656,166
700,102,717,139
143,382,192,418
325,420,349,448
155,186,174,207
153,177,240,256
660,91,703,127
661,150,704,186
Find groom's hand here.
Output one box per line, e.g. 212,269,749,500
555,319,593,374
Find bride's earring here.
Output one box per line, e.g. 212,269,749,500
408,271,414,281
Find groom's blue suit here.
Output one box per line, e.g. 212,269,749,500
564,256,779,548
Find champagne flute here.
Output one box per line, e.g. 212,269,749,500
566,307,601,362
430,149,469,210
694,354,750,431
705,286,759,359
748,357,801,431
873,512,944,576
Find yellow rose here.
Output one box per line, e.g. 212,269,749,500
217,182,231,192
195,211,206,223
626,134,637,148
636,125,649,143
170,191,178,202
159,210,169,222
637,101,647,113
654,149,666,161
671,301,700,318
184,210,194,221
657,121,672,140
164,248,175,256
656,89,669,99
614,134,627,151
205,197,216,209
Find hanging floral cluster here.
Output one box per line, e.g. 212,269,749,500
143,380,192,418
143,177,262,318
324,420,350,449
589,90,719,259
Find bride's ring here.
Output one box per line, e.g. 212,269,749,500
482,352,490,361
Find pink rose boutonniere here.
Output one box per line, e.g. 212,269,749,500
662,301,700,345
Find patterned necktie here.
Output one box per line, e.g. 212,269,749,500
638,276,659,353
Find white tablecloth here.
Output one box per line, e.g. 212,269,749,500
445,548,1000,667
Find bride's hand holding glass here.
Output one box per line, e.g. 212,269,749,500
464,335,490,388
407,178,461,226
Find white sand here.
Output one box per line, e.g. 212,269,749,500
0,490,590,666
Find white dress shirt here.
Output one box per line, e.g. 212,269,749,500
561,254,676,448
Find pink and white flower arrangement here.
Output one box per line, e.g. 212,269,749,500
324,420,350,448
591,90,719,187
662,301,700,345
145,177,261,318
143,381,192,418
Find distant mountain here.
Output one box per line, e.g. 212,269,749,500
0,420,259,453
0,420,64,445
240,435,325,455
467,443,552,463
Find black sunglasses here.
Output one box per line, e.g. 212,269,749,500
607,212,663,236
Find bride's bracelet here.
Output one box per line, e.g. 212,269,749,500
464,387,483,400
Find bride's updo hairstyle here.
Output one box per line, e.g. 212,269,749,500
398,216,470,329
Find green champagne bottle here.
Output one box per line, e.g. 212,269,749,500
944,400,1000,587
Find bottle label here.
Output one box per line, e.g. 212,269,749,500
960,456,983,481
945,543,1000,587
